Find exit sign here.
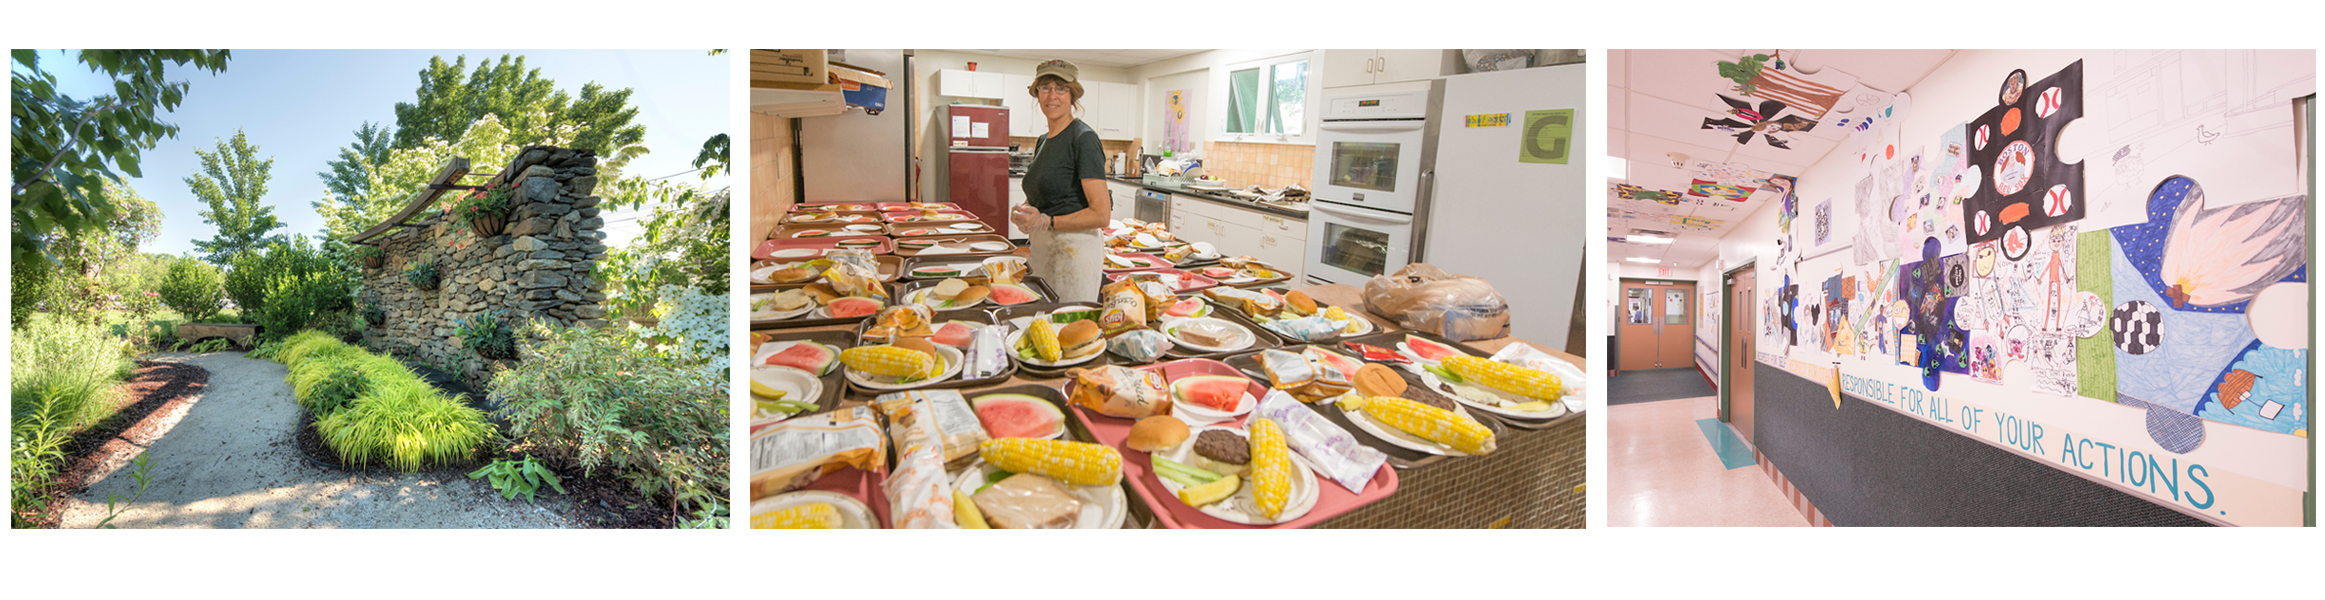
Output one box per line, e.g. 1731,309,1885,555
1657,268,1670,277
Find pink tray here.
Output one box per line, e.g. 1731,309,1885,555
1106,268,1221,293
792,466,894,529
754,235,894,259
878,202,961,212
791,202,882,212
890,222,995,237
1065,358,1399,529
1100,252,1170,273
883,210,980,224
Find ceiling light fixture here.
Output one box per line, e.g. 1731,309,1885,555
1626,235,1674,245
1625,257,1660,263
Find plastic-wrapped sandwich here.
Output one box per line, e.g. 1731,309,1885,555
750,406,887,498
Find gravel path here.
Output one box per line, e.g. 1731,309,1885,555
61,351,575,529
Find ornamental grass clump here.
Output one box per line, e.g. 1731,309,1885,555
272,330,491,470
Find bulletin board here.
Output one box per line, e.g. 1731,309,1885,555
1740,50,2313,526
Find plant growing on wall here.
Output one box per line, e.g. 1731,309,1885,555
451,180,515,238
361,302,386,327
351,244,384,269
455,309,517,360
403,258,439,290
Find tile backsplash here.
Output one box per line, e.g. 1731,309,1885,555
1199,141,1314,190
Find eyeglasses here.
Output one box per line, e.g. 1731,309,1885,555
1035,84,1073,97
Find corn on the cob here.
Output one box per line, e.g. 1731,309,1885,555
1443,355,1561,400
842,345,938,379
1248,418,1293,518
1344,395,1498,455
752,502,842,529
978,438,1121,486
1028,318,1062,362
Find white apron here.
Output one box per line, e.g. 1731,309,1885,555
1029,225,1103,303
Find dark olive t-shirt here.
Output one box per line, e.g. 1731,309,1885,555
1023,119,1105,217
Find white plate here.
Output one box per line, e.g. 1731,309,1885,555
905,287,986,311
791,214,834,223
750,490,877,529
969,241,1013,252
1005,329,1103,368
950,459,1126,529
967,393,1068,440
1167,384,1255,425
844,224,883,232
751,340,835,373
770,248,821,259
749,293,817,321
1331,392,1478,457
1336,315,1377,336
1163,318,1255,353
845,344,965,390
748,366,823,427
1411,364,1566,421
1153,427,1319,525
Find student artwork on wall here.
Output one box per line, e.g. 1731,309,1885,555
1166,89,1191,152
1813,199,1832,247
1961,62,2085,247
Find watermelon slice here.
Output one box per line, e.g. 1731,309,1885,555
1309,348,1361,375
932,321,979,347
1200,267,1234,278
972,394,1064,439
1406,335,1463,361
829,297,884,318
1172,375,1251,412
766,342,839,376
988,283,1040,305
1165,298,1206,318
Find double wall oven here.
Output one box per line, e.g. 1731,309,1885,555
1305,82,1443,285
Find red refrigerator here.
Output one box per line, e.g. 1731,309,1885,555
940,104,1011,226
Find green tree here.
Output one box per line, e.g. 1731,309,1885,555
317,121,394,201
384,55,648,174
157,257,226,322
313,115,521,240
11,49,229,266
11,180,163,325
187,129,286,265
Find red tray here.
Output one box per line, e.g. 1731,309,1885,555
1100,252,1170,273
790,466,894,529
1106,268,1221,293
1065,358,1399,529
889,222,996,237
754,235,894,259
878,202,960,212
883,210,981,224
792,202,882,212
784,211,886,225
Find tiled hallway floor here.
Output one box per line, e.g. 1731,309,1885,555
1609,396,1810,527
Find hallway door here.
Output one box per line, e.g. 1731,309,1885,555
1727,269,1756,442
1618,281,1695,370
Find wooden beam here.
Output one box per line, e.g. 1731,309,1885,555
350,157,470,244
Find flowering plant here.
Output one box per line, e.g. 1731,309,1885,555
452,181,517,225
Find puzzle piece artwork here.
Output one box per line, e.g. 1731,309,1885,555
1962,62,2086,246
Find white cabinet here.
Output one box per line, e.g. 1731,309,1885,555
1002,74,1037,137
1323,50,1449,88
1107,182,1139,222
1007,176,1029,240
1208,202,1307,281
936,69,1012,99
1094,82,1136,140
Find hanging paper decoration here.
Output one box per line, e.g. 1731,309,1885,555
1716,53,1852,120
1701,95,1818,149
1961,62,2086,246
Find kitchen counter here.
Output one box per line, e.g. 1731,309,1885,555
1108,176,1311,221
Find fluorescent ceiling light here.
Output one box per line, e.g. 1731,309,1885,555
1625,257,1660,263
1605,157,1628,180
1626,234,1674,244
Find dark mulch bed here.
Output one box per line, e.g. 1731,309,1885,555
291,411,675,529
17,360,212,528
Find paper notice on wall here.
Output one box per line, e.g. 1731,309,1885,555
1521,109,1575,164
2075,50,2315,230
952,115,970,138
971,122,989,139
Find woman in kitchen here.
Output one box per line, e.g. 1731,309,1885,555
1009,59,1110,302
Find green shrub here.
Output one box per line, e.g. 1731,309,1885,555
10,315,134,525
316,384,491,471
227,237,355,337
156,258,227,322
490,321,727,515
455,310,516,360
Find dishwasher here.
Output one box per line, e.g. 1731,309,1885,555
1135,189,1170,224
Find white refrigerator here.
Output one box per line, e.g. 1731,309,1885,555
1422,64,1586,349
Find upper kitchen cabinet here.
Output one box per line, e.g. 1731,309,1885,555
1092,81,1136,140
1322,49,1450,88
1001,73,1039,137
936,69,1011,99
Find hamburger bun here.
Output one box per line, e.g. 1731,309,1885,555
954,285,991,304
1058,320,1102,357
1127,416,1190,452
1353,363,1406,398
1285,290,1317,316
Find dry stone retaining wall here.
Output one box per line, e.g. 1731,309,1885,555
361,146,610,389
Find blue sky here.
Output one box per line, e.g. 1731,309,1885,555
26,49,729,255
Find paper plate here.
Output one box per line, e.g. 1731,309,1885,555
791,214,834,223
1152,427,1319,525
748,366,822,427
844,224,883,232
951,459,1127,529
1004,328,1103,368
1412,364,1566,421
751,340,831,372
750,491,877,529
1168,387,1255,425
1163,317,1255,353
969,241,1013,252
906,287,986,311
1331,392,1479,457
770,248,821,259
748,293,817,320
844,345,965,390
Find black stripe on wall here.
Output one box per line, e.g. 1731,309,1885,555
1751,364,2211,527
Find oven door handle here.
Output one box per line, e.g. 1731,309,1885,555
1311,201,1414,225
1319,120,1424,134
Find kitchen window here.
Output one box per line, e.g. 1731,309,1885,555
1222,53,1316,143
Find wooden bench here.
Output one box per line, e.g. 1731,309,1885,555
176,323,260,349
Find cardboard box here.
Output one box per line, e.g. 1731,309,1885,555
751,49,829,87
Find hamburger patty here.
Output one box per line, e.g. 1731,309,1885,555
1192,430,1250,465
1401,386,1460,413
